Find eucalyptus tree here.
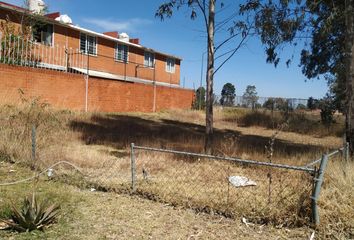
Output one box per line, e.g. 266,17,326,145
242,85,258,110
220,83,236,106
156,0,252,153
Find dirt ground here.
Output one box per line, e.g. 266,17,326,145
1,186,315,240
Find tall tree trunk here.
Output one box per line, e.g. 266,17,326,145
345,0,354,156
204,0,215,154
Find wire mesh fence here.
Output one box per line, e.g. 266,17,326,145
0,121,349,227
130,145,317,225
128,143,349,226
0,110,349,229
213,95,308,110
0,143,348,227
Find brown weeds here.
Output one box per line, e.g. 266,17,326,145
0,101,351,237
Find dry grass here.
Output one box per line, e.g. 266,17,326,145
0,163,315,240
0,98,352,238
133,152,313,227
316,158,354,238
222,107,344,137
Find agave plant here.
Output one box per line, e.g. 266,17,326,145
2,193,59,232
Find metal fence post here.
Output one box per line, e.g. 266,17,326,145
311,154,329,225
130,143,136,193
31,124,36,169
345,142,350,162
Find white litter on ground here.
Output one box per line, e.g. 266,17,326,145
229,176,257,188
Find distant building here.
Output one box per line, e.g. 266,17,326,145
0,1,194,112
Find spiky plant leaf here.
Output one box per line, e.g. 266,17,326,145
3,194,60,232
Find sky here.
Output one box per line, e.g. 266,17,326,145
4,0,329,99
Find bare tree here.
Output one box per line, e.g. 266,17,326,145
156,0,251,153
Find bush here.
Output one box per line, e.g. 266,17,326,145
223,108,344,136
319,97,336,128
296,104,307,110
192,87,206,110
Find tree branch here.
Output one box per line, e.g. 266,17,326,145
214,32,241,52
213,28,251,76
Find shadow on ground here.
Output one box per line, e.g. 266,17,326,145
69,114,326,158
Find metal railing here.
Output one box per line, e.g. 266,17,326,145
0,33,87,73
83,52,157,82
0,33,177,85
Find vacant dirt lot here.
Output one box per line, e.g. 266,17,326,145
0,103,352,239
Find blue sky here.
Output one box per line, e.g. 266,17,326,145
5,0,328,99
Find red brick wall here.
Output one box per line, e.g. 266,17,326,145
0,64,194,112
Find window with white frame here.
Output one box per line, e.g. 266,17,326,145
166,58,175,73
80,33,97,55
144,51,155,68
115,44,128,62
32,23,53,46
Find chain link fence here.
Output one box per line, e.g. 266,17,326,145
0,123,349,227
213,95,308,109
127,144,348,226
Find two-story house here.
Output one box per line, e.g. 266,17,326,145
0,1,194,112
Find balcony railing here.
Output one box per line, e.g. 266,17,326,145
0,33,158,83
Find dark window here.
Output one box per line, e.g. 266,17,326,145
33,23,53,46
115,44,128,62
80,33,97,55
166,58,175,73
144,51,155,68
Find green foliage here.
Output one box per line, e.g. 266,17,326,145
296,104,307,110
307,97,320,110
242,85,258,110
240,0,346,114
220,83,236,106
0,17,38,65
0,205,13,220
192,87,206,110
254,103,262,109
263,98,275,111
319,96,336,128
240,0,345,77
326,74,346,113
271,98,292,113
2,193,59,232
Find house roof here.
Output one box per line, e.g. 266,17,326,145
0,1,26,11
0,1,182,60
